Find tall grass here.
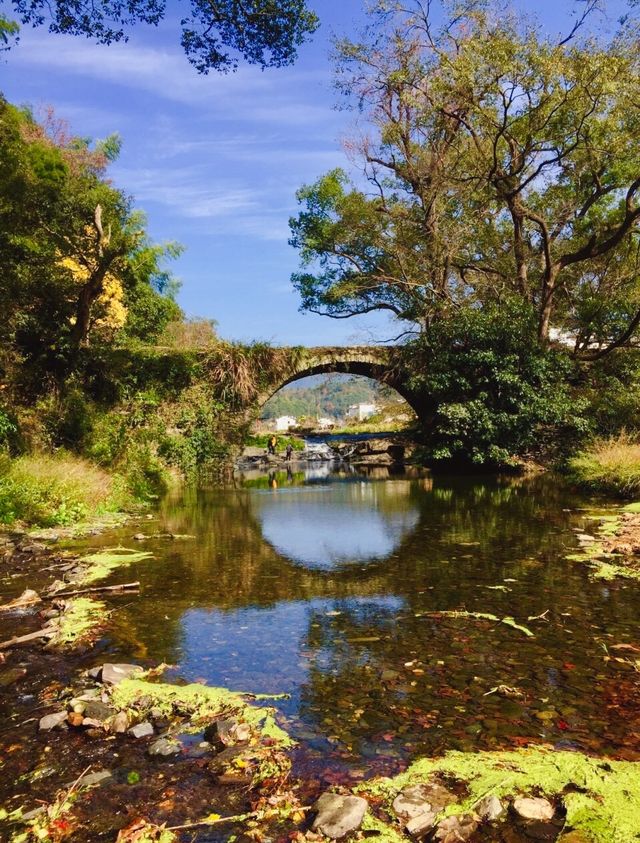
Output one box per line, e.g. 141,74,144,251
568,432,640,498
0,452,129,526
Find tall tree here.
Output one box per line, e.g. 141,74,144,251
0,96,181,383
290,0,640,353
5,0,318,73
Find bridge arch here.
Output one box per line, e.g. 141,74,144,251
254,346,422,418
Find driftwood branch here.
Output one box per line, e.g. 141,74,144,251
46,581,140,599
0,627,56,650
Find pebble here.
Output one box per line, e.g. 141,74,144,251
405,812,437,837
39,711,68,731
132,533,146,541
129,722,154,739
111,711,131,733
100,663,144,685
67,712,84,727
432,813,479,842
512,796,555,821
474,794,504,821
312,793,368,839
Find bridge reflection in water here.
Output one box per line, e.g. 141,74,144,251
87,466,640,780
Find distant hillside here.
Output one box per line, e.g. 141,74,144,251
261,375,395,420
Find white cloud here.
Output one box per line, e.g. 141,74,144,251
12,31,336,127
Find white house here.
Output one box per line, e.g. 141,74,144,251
345,403,378,422
275,415,298,432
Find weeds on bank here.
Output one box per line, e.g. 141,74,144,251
569,432,640,497
0,453,130,527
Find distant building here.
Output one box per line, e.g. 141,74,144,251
345,403,378,422
316,417,335,430
275,415,297,432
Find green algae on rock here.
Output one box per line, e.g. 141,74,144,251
360,747,640,843
110,678,294,788
109,678,292,747
78,548,153,584
50,597,107,647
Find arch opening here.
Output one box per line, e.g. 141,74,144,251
256,372,417,435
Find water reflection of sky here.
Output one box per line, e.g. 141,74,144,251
177,596,404,714
251,483,420,569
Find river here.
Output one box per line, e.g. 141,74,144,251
67,463,640,785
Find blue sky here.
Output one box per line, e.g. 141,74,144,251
0,0,628,345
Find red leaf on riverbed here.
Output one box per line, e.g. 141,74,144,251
556,719,570,731
562,663,576,670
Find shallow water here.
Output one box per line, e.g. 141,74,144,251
72,465,640,782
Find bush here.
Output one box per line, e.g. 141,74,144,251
568,432,640,498
122,443,170,502
0,452,129,526
404,300,589,465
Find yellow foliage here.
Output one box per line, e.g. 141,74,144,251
59,255,127,333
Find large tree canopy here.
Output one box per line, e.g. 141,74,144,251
289,0,640,354
4,0,318,72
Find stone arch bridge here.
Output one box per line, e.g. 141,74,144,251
198,344,423,421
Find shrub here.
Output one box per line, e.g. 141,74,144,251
568,432,640,498
404,300,589,465
0,452,129,526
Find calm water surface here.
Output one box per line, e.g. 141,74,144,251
79,465,640,781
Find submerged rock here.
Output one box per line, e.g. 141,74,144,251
39,711,68,731
204,718,251,748
312,793,368,839
101,663,144,685
512,796,555,821
0,667,27,687
148,737,181,757
111,711,131,733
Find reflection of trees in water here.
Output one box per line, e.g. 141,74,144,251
108,473,640,759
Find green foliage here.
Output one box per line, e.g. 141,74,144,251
7,0,318,73
0,406,18,451
406,301,588,465
568,432,640,498
0,95,182,390
122,443,170,502
261,375,385,420
578,350,640,435
289,2,640,350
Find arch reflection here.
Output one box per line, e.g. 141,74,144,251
249,477,420,569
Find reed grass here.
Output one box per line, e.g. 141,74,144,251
569,432,640,497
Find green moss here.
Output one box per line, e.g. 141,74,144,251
360,747,640,843
623,502,640,513
110,679,293,747
79,547,153,583
52,597,106,646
